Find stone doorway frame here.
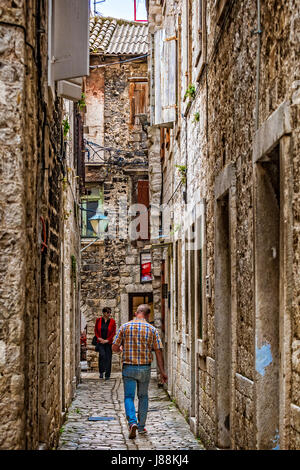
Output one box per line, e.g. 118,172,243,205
253,101,293,450
120,284,154,326
128,292,154,321
214,163,237,449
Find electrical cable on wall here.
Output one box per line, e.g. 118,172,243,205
90,54,149,69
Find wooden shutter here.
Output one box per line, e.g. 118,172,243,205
137,180,149,208
182,0,189,93
134,82,148,115
154,29,177,126
52,0,90,82
154,29,164,126
129,81,148,126
195,1,207,81
163,35,177,124
195,0,203,65
137,180,150,240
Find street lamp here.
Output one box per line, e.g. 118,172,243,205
90,212,108,237
81,211,108,253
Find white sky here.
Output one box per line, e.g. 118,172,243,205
90,0,147,21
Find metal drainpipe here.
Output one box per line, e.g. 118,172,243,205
255,0,262,130
81,237,100,252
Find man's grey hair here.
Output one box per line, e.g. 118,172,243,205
136,304,151,316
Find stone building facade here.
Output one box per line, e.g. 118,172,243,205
146,0,300,450
0,0,88,450
81,17,162,372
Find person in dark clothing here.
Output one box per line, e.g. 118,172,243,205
94,307,116,380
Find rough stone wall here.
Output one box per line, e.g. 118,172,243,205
147,0,300,450
0,1,81,450
204,1,257,449
82,56,162,370
62,100,81,408
256,0,300,450
0,2,28,449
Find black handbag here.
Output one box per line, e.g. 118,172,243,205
92,335,100,351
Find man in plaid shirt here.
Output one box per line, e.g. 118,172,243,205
112,304,167,439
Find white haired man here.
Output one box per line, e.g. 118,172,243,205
112,304,167,439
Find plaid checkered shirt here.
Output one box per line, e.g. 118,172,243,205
113,319,163,365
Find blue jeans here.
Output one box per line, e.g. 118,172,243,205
122,364,151,430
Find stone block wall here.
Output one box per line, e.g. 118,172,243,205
0,1,81,449
147,0,300,450
81,55,162,370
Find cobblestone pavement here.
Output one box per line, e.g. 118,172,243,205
58,371,205,451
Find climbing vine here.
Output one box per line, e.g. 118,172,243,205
78,93,86,111
184,84,196,101
62,118,70,138
175,164,187,185
193,112,200,123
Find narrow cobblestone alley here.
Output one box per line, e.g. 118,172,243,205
1,0,300,453
58,372,204,451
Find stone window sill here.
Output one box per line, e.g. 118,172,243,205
197,339,207,357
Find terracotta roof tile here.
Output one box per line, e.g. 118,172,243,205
89,16,148,56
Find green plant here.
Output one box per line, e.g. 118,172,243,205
175,164,187,185
170,223,181,236
59,426,65,435
62,118,70,137
193,112,200,123
62,176,68,192
184,84,196,101
78,93,86,111
63,209,72,221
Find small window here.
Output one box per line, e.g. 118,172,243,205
81,187,106,238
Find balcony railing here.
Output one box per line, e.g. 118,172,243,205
84,139,148,168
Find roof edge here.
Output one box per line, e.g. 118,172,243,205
90,15,148,27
